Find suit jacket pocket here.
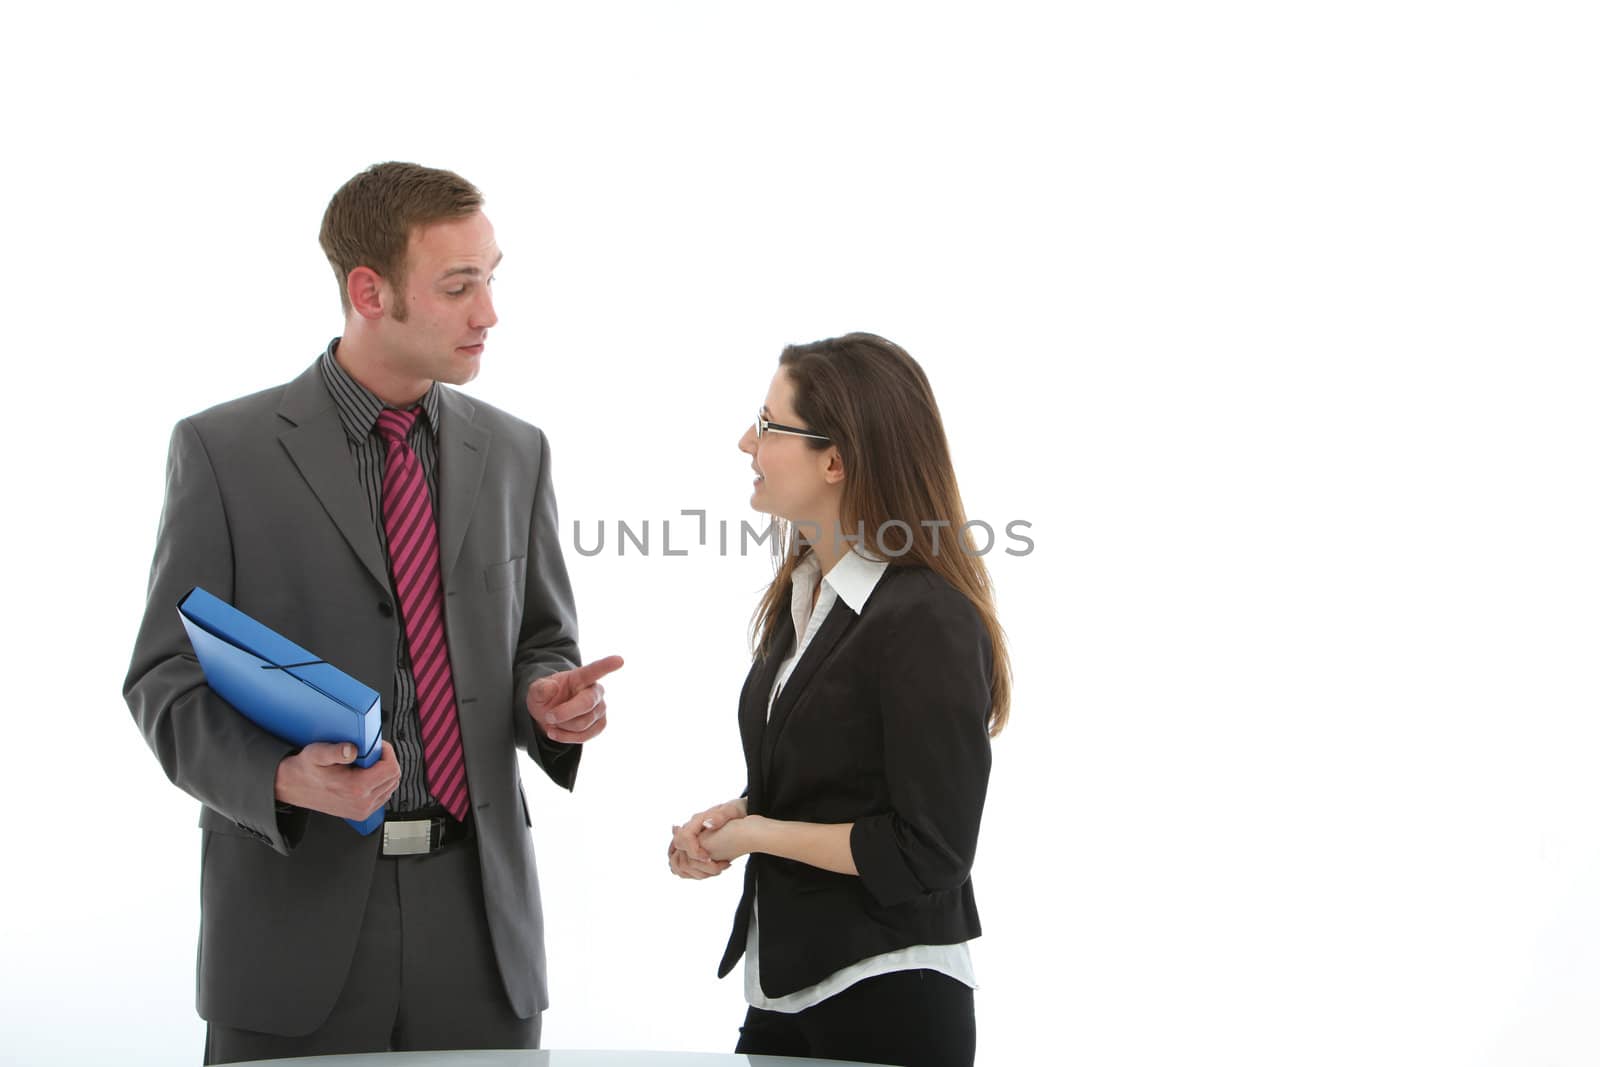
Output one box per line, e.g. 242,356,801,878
198,804,268,842
485,556,527,593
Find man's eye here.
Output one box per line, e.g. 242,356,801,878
448,287,468,296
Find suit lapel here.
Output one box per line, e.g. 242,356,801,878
740,623,792,808
434,388,490,585
276,365,391,594
761,605,856,784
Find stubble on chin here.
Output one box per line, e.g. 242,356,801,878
441,351,481,387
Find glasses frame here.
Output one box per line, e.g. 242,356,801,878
755,410,831,442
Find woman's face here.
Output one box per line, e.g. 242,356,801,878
738,368,842,526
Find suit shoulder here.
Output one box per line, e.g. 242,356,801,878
872,565,982,628
184,383,291,426
446,389,547,445
863,566,994,682
174,383,296,457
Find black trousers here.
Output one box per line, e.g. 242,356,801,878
203,835,539,1064
735,968,976,1067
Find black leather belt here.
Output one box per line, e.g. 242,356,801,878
379,810,472,857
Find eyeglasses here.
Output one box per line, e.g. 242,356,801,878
755,411,831,442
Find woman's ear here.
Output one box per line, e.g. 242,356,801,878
823,447,847,486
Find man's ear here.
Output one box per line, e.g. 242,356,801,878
823,447,847,485
346,266,389,321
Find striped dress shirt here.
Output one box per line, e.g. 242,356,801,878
317,339,444,814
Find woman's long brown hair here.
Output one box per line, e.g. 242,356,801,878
751,333,1012,736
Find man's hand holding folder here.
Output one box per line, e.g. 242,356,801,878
275,740,401,822
177,586,394,833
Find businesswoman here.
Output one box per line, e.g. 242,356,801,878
668,332,1011,1067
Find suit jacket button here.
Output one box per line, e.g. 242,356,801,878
378,602,394,617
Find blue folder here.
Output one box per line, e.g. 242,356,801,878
177,586,385,835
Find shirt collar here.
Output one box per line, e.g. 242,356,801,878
317,337,442,444
822,548,890,614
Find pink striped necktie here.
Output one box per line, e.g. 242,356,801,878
376,408,470,822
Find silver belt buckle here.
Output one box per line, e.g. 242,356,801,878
382,818,433,856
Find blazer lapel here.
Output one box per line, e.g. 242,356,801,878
761,605,856,784
276,365,391,594
740,622,792,808
434,388,490,586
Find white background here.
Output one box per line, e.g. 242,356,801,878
3,2,1597,1065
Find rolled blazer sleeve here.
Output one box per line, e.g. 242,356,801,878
123,419,299,853
510,426,583,788
849,586,994,908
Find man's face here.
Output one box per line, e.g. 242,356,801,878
377,210,502,387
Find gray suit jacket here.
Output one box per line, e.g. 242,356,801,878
124,359,582,1035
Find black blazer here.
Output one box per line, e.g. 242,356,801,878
718,564,994,998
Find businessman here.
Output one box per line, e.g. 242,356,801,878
124,162,620,1062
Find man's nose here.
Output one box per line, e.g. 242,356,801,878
473,287,498,329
